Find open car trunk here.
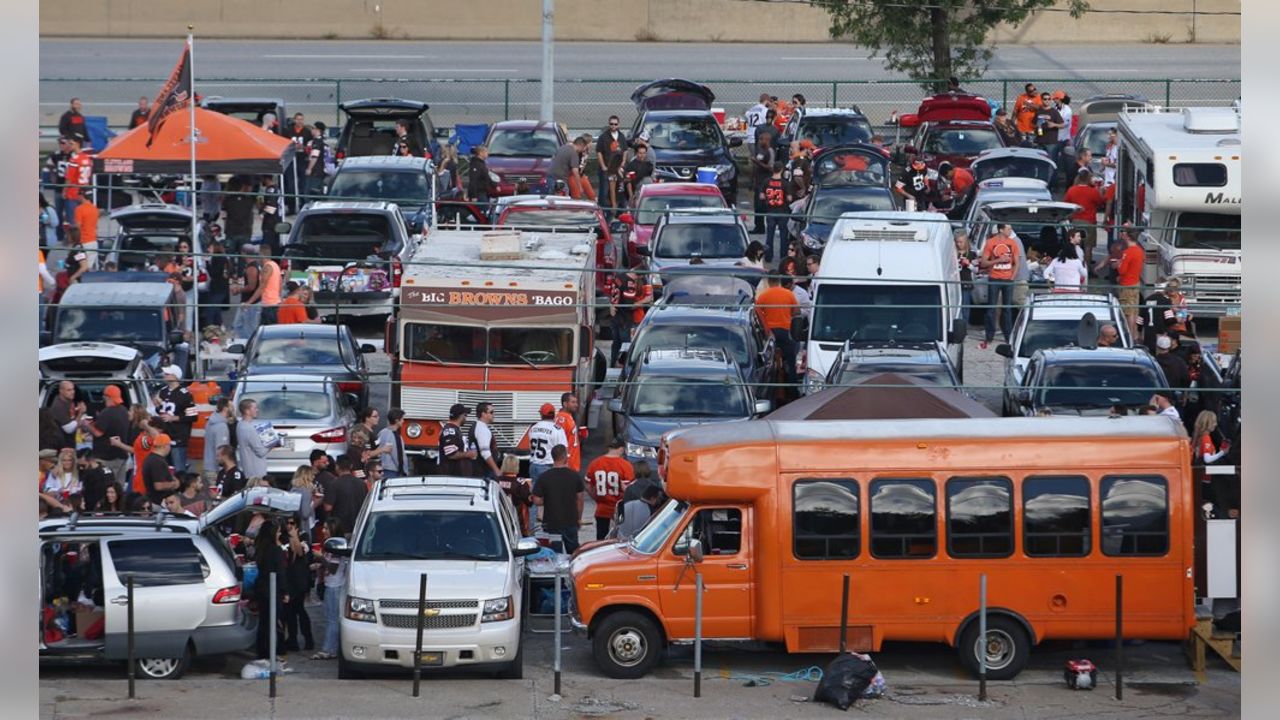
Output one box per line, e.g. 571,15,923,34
630,79,715,112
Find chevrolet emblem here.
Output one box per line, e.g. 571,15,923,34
422,608,441,617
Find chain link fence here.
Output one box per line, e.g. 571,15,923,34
40,77,1239,134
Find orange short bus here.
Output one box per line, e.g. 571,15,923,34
569,416,1195,679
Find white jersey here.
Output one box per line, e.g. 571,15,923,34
745,103,769,134
527,420,567,465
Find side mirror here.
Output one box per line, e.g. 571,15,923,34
618,212,634,225
274,221,292,235
753,399,773,415
634,246,651,257
359,343,377,354
607,398,624,414
687,538,704,563
995,344,1013,359
728,137,743,148
323,537,351,556
225,343,246,355
513,537,541,557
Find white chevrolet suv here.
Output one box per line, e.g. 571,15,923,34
328,476,540,679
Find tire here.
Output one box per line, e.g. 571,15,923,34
337,653,365,680
495,635,524,679
592,610,663,679
957,615,1031,681
135,644,191,680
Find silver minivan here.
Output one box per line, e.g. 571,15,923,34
38,488,300,680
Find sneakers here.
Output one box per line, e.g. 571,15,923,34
310,651,336,660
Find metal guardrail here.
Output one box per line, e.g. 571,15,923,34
39,76,1240,133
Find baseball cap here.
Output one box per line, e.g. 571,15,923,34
1156,335,1172,350
160,364,183,380
102,385,123,403
608,437,625,450
39,449,58,460
539,402,557,418
448,403,469,419
1052,90,1065,101
153,433,173,447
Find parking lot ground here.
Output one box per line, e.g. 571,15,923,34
41,607,1240,719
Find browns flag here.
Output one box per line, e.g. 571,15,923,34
146,45,192,147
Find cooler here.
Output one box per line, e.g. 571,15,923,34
696,167,719,184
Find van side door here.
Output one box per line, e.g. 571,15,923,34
101,536,210,660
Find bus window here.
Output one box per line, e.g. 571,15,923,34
869,479,936,559
1172,163,1228,187
793,479,860,560
403,323,486,364
679,508,742,556
1100,475,1169,556
1023,476,1091,557
945,477,1013,558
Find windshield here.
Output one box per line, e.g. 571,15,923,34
501,208,600,228
924,128,1002,155
812,285,943,343
487,128,560,157
639,116,723,151
631,500,688,554
636,195,726,226
631,325,750,368
809,191,894,224
55,308,163,343
404,323,487,364
974,157,1055,183
1037,364,1164,408
251,337,349,366
813,151,889,187
1174,212,1240,251
489,327,575,366
655,224,746,259
833,363,954,388
356,510,506,561
630,375,748,417
1080,125,1112,156
798,117,873,146
239,390,333,421
1018,319,1102,358
328,171,429,205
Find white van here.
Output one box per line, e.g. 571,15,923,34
802,211,966,391
328,476,541,679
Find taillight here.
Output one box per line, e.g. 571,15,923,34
337,381,363,395
213,586,241,604
391,257,403,287
336,148,346,161
311,427,347,443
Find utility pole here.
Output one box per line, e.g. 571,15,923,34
540,0,554,121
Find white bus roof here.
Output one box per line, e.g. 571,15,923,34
404,228,593,288
1118,106,1240,151
1118,107,1241,214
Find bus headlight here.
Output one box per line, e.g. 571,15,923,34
406,422,423,439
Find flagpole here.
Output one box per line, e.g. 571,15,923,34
188,26,201,379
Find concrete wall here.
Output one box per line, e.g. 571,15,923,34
40,0,1240,44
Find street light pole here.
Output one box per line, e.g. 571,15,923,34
540,0,554,122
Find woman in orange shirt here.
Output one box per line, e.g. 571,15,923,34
128,406,158,495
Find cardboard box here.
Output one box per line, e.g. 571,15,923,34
1218,315,1241,354
74,607,104,640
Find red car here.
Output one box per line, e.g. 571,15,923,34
616,182,728,266
496,197,623,300
481,120,568,196
898,93,1005,170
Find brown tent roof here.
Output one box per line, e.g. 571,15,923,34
94,106,295,175
767,372,996,421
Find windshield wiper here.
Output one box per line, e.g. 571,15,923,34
416,348,445,364
499,348,539,369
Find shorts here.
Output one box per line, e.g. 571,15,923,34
1119,286,1140,313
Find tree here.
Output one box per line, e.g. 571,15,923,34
812,0,1090,92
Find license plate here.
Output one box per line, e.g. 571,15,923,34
416,651,444,666
279,438,294,451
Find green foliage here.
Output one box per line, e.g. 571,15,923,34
812,0,1090,91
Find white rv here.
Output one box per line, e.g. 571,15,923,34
1115,106,1241,315
802,211,966,391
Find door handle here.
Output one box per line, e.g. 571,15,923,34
727,563,748,570
110,596,130,606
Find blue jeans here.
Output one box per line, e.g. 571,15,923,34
322,586,343,654
960,287,973,323
169,446,189,475
233,303,261,341
984,279,1015,343
529,463,551,526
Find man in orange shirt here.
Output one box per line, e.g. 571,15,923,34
554,392,583,472
1013,83,1043,138
1114,224,1146,338
756,274,800,385
275,284,314,324
585,437,635,541
73,197,100,269
980,223,1022,348
1063,169,1105,265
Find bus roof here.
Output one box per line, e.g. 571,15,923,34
1118,107,1240,153
404,228,593,287
1117,107,1241,214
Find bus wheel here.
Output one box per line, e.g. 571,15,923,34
593,610,662,679
958,615,1030,681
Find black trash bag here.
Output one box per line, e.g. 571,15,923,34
813,653,879,711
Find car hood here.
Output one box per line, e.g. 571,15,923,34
485,156,552,175
624,415,749,445
348,559,512,599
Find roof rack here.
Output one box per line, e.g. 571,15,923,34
375,475,493,503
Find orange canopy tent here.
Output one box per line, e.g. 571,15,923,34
93,106,295,175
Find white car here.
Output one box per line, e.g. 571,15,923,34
329,476,541,679
231,374,356,485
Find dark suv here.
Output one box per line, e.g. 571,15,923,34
606,348,772,464
327,155,435,233
629,80,741,202
336,98,441,162
1007,347,1169,417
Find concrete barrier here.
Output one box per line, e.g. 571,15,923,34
39,0,1239,44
